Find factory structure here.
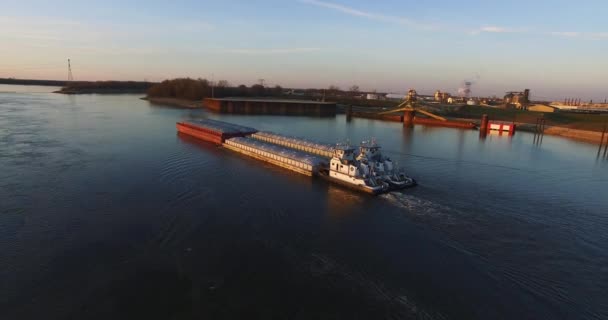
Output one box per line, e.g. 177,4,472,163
503,89,531,109
434,90,451,103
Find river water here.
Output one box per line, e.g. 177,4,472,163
1,85,607,319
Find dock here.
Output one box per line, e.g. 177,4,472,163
203,98,337,116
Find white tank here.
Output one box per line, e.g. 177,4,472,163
384,160,393,172
360,163,370,176
375,162,385,173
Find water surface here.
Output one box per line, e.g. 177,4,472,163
1,85,607,319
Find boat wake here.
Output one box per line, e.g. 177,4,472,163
380,192,465,228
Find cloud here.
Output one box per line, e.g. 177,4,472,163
224,47,323,55
298,0,438,30
469,25,526,35
591,32,608,39
480,26,512,33
549,31,608,40
550,31,580,37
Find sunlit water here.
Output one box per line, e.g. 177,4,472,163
1,85,607,319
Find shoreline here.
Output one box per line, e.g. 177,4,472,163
450,117,605,144
141,97,201,109
141,97,605,145
55,90,147,94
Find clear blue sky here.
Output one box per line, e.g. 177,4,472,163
2,0,608,100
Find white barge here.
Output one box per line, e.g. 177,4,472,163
251,131,335,158
224,137,325,176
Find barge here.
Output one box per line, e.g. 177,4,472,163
176,119,416,195
224,137,325,176
176,119,257,145
204,98,337,116
251,131,335,158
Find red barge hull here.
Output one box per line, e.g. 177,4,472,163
176,120,257,145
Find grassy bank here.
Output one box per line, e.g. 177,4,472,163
444,105,608,132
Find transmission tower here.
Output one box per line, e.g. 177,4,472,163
67,59,74,81
258,79,265,87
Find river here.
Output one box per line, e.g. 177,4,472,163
1,85,607,319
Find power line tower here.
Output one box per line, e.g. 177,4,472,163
67,59,74,81
258,79,265,87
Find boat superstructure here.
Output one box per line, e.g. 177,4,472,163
319,144,389,194
357,140,416,189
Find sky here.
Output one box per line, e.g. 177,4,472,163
1,0,608,100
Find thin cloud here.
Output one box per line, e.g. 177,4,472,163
591,32,608,39
469,25,526,35
224,47,323,55
480,26,512,33
298,0,438,30
549,31,608,40
550,31,580,37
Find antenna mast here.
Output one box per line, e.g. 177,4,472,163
67,59,74,81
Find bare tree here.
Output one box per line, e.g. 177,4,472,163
349,85,360,93
328,85,341,96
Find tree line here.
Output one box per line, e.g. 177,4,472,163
63,81,153,91
146,78,283,100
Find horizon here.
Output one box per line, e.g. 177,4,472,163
2,0,608,100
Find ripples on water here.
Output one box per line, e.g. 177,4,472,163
1,86,607,319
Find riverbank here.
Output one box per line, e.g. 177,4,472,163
447,117,605,144
56,88,149,94
54,80,154,94
517,123,605,144
343,104,607,144
141,97,201,108
0,78,67,86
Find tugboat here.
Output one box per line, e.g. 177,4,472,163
357,140,416,190
318,145,389,195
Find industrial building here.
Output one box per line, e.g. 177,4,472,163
434,90,451,103
504,89,530,109
366,93,380,100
